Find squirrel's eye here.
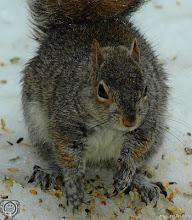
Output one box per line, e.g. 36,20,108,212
98,84,109,99
144,86,148,97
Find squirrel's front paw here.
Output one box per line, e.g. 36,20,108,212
64,175,84,210
112,158,134,196
125,173,167,206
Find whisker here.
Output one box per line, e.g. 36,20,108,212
160,126,185,146
154,127,175,147
165,124,189,137
139,112,192,130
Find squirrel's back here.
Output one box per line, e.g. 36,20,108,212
29,0,145,40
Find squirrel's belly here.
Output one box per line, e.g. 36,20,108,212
85,128,125,164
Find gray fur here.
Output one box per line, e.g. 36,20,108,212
22,1,169,209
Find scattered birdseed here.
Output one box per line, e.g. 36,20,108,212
85,208,90,213
89,199,94,205
2,127,15,133
169,182,177,185
1,118,6,128
0,80,7,84
30,190,38,195
55,190,63,198
187,132,191,136
10,156,20,161
169,193,174,200
1,119,15,133
54,185,61,191
166,206,184,215
176,1,181,6
58,203,66,210
7,141,13,145
10,57,20,64
89,206,96,211
8,168,19,172
16,137,24,143
155,5,163,9
0,62,5,67
1,195,8,199
183,192,192,198
97,193,103,199
161,154,165,160
165,182,169,189
128,217,136,220
3,176,17,189
184,147,192,155
172,56,177,61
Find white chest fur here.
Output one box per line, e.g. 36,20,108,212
85,127,126,164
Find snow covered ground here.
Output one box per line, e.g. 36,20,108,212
0,0,192,219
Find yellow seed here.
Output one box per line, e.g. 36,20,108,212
166,206,185,214
8,168,19,172
32,214,37,218
165,182,169,189
22,209,26,212
92,192,97,197
128,204,134,209
2,127,15,133
118,193,124,199
46,206,51,211
1,118,6,128
97,193,103,199
178,207,185,214
30,190,38,195
89,206,96,211
129,217,136,220
55,190,63,198
0,80,7,84
169,193,174,200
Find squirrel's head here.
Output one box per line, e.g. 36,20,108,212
83,39,149,131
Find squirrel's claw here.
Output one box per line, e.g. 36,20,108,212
155,181,167,198
28,165,58,189
110,189,118,198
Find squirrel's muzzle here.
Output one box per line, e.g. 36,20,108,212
120,114,138,129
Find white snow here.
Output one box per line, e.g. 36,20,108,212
0,0,192,219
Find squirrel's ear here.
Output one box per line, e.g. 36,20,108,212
91,39,104,72
130,38,140,63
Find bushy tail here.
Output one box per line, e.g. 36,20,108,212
29,0,146,40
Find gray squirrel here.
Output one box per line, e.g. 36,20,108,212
22,0,168,209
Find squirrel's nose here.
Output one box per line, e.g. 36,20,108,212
120,115,137,128
122,117,136,127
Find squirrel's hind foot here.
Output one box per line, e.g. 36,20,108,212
28,165,59,189
125,173,167,206
64,175,84,211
